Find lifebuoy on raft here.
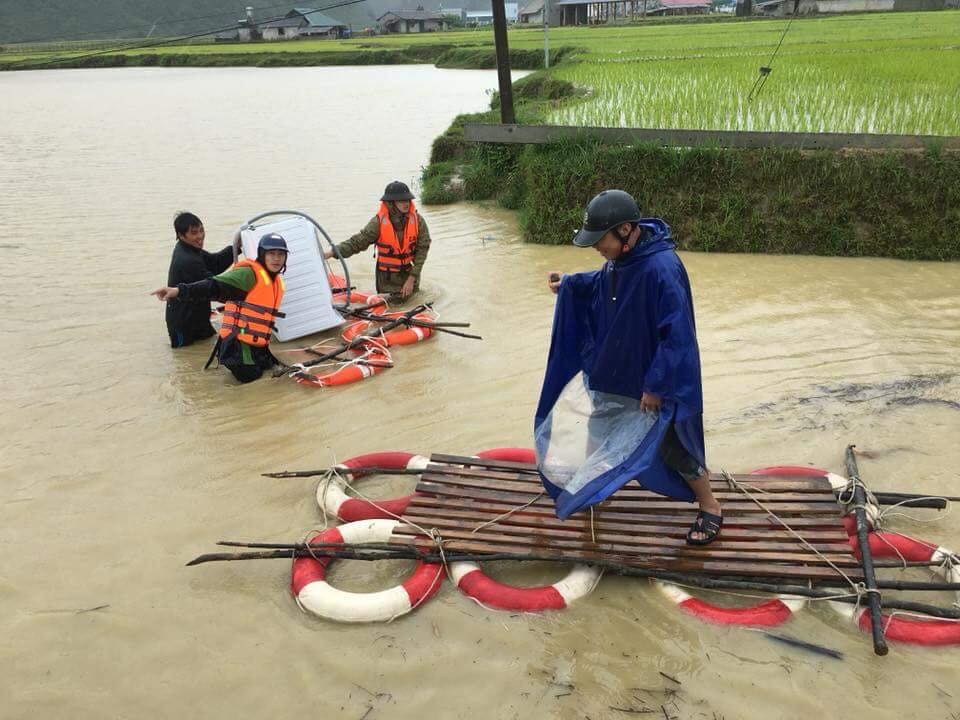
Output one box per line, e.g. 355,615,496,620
448,447,604,612
653,465,836,626
291,519,443,623
342,311,436,347
317,451,429,522
655,583,805,626
327,272,383,307
294,342,391,389
833,532,960,646
752,467,960,645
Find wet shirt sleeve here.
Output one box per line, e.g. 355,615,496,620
335,216,380,259
178,267,254,303
204,245,234,275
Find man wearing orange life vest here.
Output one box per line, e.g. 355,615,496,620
324,181,431,301
151,233,288,383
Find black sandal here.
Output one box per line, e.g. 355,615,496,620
686,510,723,546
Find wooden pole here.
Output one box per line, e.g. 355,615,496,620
262,467,424,479
186,545,960,619
846,444,889,656
491,0,515,124
543,0,550,69
280,303,429,374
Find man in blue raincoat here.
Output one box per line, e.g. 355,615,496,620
536,190,722,544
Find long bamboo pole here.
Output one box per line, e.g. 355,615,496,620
274,303,429,377
846,445,888,655
262,467,424,479
185,545,960,619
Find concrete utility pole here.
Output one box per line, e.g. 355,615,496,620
544,0,550,69
491,0,516,123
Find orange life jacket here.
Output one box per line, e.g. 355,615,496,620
375,201,419,273
219,259,286,348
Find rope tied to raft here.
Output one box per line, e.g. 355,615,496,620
314,456,598,605
836,470,952,569
721,470,868,598
304,458,449,620
876,495,954,528
471,492,546,534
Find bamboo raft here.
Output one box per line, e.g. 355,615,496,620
389,453,864,584
192,446,960,653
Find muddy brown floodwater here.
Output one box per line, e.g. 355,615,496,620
1,66,958,720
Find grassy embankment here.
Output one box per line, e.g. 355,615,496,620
424,11,960,260
0,14,760,70
0,27,582,70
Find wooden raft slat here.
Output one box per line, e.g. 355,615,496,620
417,481,840,516
391,454,859,582
420,470,839,503
428,456,833,488
392,522,857,563
425,468,832,495
407,495,851,535
399,505,853,547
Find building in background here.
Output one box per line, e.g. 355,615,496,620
647,0,711,14
378,9,451,32
465,3,519,24
518,0,564,22
216,6,347,41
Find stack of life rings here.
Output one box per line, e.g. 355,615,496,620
292,448,603,622
292,453,960,646
656,465,960,646
292,273,436,389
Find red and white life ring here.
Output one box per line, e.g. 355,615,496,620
317,451,429,522
291,519,443,623
341,311,436,347
451,561,602,612
476,447,536,464
448,446,603,612
655,582,805,626
749,465,849,491
749,465,880,531
294,342,392,389
652,464,842,627
831,532,960,646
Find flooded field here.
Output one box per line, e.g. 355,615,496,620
1,66,958,720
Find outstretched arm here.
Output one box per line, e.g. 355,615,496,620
324,216,379,260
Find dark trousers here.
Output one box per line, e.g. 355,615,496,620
217,337,277,384
659,424,705,483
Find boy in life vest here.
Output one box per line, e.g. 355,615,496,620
537,190,722,544
164,211,236,348
151,233,288,384
324,181,431,301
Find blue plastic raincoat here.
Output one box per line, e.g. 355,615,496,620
534,219,705,519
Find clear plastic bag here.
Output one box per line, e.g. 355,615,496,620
535,372,657,496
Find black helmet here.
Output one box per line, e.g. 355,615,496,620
573,190,642,247
381,180,414,202
258,232,288,254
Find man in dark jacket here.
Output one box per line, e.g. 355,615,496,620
164,211,235,348
151,233,289,383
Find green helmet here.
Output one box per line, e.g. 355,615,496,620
381,181,414,202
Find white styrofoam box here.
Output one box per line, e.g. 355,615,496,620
240,215,343,342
